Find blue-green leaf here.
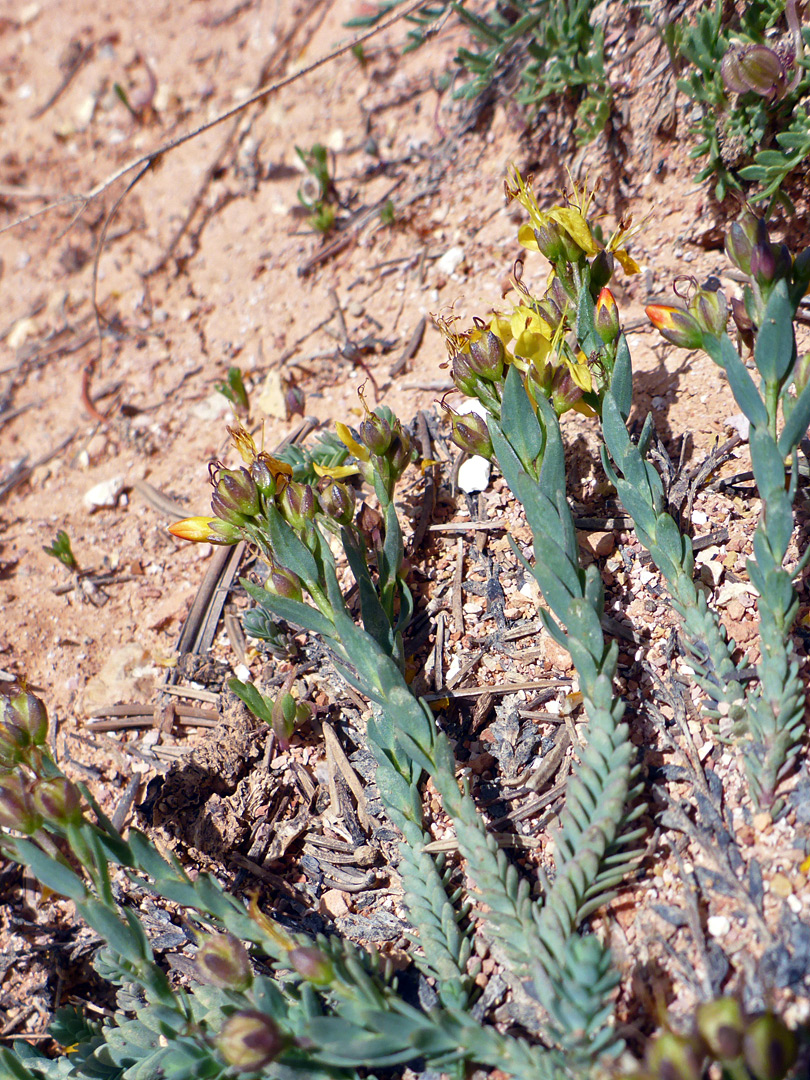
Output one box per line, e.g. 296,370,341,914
609,336,633,421
228,678,274,725
754,279,795,385
750,426,787,502
4,839,87,900
264,504,320,585
499,364,544,475
343,530,396,658
778,374,810,457
242,579,335,639
713,335,768,427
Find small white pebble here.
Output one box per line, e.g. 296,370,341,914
691,510,708,525
698,740,714,762
232,663,251,682
436,245,466,276
707,915,731,938
787,894,802,914
457,455,491,494
83,475,124,510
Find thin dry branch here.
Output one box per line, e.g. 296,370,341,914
0,0,438,242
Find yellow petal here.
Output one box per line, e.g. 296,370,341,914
547,206,599,256
489,314,513,345
335,422,370,462
572,399,597,417
514,330,552,366
312,462,360,480
567,360,593,393
614,247,640,275
518,222,540,252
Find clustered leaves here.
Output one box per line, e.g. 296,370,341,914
646,211,810,809
669,0,810,200
1,167,808,1079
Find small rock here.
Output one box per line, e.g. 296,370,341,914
707,915,730,938
326,128,345,152
699,560,724,587
83,644,156,713
753,811,772,833
84,475,124,510
257,369,286,419
457,455,491,494
318,889,350,919
191,392,232,422
725,413,750,441
436,245,465,276
726,599,745,621
7,318,38,349
578,530,615,558
770,873,793,899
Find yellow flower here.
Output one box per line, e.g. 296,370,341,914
312,462,360,480
511,305,553,369
568,351,594,394
509,167,599,259
605,213,643,275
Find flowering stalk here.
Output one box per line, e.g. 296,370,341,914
646,216,810,808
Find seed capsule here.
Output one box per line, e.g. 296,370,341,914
195,932,253,991
216,1010,285,1071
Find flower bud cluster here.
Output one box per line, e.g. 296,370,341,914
0,769,84,833
441,404,494,460
722,214,810,341
1,685,48,765
633,998,797,1080
347,401,414,504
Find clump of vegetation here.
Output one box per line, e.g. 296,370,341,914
351,0,810,201
669,0,810,202
349,0,613,144
2,165,809,1077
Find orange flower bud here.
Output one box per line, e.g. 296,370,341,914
645,304,704,350
595,287,620,344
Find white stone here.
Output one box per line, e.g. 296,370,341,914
699,560,724,587
232,663,251,682
457,455,491,494
436,245,465,276
725,413,750,441
83,476,124,510
191,391,233,422
707,915,731,938
456,398,488,419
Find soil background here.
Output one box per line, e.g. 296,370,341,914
1,0,809,1069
